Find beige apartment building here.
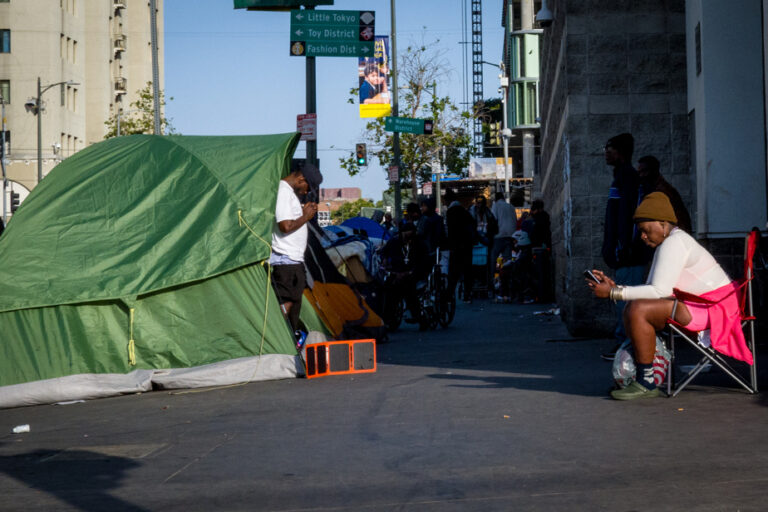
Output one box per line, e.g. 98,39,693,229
0,0,164,201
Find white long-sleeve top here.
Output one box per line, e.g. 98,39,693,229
621,228,732,300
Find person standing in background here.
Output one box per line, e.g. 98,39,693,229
601,133,650,360
445,189,477,304
490,192,518,264
637,155,692,234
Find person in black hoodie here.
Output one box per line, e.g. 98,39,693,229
637,155,692,234
601,133,651,360
445,189,477,303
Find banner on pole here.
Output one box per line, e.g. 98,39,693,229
468,157,514,180
358,36,391,118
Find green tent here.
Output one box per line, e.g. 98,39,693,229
0,134,304,408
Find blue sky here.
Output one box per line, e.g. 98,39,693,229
164,0,505,200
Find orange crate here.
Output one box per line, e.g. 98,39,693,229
304,339,376,379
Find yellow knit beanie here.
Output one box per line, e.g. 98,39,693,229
633,191,677,224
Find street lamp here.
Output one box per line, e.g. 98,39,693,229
25,77,79,183
483,61,512,202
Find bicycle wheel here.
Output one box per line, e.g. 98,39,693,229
384,293,404,331
437,275,456,327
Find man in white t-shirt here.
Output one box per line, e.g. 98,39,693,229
270,168,317,331
490,192,518,264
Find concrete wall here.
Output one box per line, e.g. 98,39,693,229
538,0,690,336
686,0,766,239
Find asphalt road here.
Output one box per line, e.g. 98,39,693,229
1,301,767,511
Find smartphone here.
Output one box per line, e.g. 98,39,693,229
583,269,601,283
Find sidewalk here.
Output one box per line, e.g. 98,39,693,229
0,300,766,511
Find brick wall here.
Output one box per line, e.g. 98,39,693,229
538,0,691,336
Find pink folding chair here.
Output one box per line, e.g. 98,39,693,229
665,230,759,397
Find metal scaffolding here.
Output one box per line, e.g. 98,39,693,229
471,0,484,150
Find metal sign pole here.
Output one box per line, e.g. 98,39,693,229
149,0,162,134
500,64,510,202
305,7,318,168
390,0,401,222
1,93,6,225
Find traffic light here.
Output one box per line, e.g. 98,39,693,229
355,143,367,166
10,192,19,213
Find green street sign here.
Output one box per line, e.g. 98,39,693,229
289,10,375,57
384,117,434,135
290,41,374,57
291,25,359,42
291,9,372,26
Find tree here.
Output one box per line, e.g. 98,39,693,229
340,41,475,200
103,82,176,138
331,198,374,224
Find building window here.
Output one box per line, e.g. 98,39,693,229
0,131,9,159
0,30,10,53
0,80,9,103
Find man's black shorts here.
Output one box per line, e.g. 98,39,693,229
271,263,306,304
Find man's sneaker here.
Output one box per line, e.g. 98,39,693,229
610,381,660,400
294,330,308,351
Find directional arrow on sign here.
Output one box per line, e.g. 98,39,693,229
295,29,303,36
295,13,304,20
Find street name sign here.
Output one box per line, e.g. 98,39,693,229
384,116,434,135
290,10,375,57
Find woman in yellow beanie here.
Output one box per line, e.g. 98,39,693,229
586,192,751,400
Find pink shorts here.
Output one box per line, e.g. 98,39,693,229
680,301,711,332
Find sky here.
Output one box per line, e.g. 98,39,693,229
163,0,505,200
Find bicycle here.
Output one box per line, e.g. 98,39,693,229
425,248,456,328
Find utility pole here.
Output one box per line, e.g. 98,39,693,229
391,0,401,222
1,93,6,225
500,63,511,202
149,0,162,134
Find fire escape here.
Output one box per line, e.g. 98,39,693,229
471,0,484,150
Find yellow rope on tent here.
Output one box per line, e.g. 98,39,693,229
170,210,282,396
238,209,272,362
128,308,136,366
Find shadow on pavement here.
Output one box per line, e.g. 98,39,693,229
379,301,613,397
0,448,148,511
380,300,767,399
